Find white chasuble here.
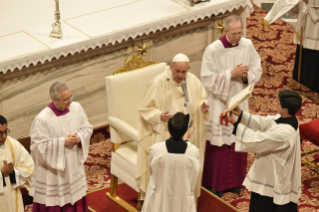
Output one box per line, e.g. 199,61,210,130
142,142,200,212
234,112,301,205
137,67,208,200
201,38,262,146
0,136,34,212
29,102,93,207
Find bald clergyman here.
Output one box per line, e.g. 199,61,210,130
136,53,209,203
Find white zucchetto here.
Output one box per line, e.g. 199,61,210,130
172,53,190,63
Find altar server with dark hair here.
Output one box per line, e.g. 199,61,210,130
142,112,200,212
228,90,302,212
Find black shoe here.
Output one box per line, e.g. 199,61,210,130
228,187,241,194
204,186,224,198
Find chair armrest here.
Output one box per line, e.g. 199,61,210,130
108,116,139,142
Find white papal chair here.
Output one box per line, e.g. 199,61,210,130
105,54,167,212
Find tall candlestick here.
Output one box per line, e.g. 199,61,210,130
50,0,63,39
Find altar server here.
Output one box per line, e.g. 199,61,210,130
30,81,93,212
142,112,200,212
228,90,302,212
137,53,209,201
0,115,34,212
200,14,263,197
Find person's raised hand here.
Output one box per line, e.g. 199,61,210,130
231,106,242,117
1,160,14,176
201,102,209,114
160,111,172,122
183,128,190,141
228,112,237,124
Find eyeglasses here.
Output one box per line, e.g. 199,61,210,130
229,32,243,36
0,128,10,137
58,95,73,104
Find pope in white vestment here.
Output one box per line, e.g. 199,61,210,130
136,54,209,201
30,82,93,211
0,115,34,212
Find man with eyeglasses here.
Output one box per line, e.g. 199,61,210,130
29,81,93,212
0,115,34,212
200,15,263,197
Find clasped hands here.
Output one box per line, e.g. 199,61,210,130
65,134,81,147
1,160,14,177
160,102,209,122
231,63,249,79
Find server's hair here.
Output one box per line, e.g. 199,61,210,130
168,112,188,139
224,15,243,31
278,90,302,115
50,81,69,100
0,115,7,125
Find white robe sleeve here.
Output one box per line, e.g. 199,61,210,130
30,118,65,171
234,121,294,154
264,0,300,25
12,167,27,189
197,81,210,122
147,147,155,175
239,111,277,132
76,105,93,163
201,46,231,102
0,171,3,194
247,40,263,84
309,0,319,7
138,81,164,133
12,139,34,190
308,0,319,23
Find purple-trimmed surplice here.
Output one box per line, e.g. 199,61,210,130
219,34,239,48
48,102,70,117
201,35,247,192
31,102,89,212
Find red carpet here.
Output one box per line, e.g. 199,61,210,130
86,183,239,212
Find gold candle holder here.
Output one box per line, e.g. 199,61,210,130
50,0,63,39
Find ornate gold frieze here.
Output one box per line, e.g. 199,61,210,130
113,53,156,75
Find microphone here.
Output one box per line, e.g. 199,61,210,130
181,81,192,127
181,81,189,102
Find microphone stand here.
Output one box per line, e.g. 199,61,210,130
181,81,192,128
